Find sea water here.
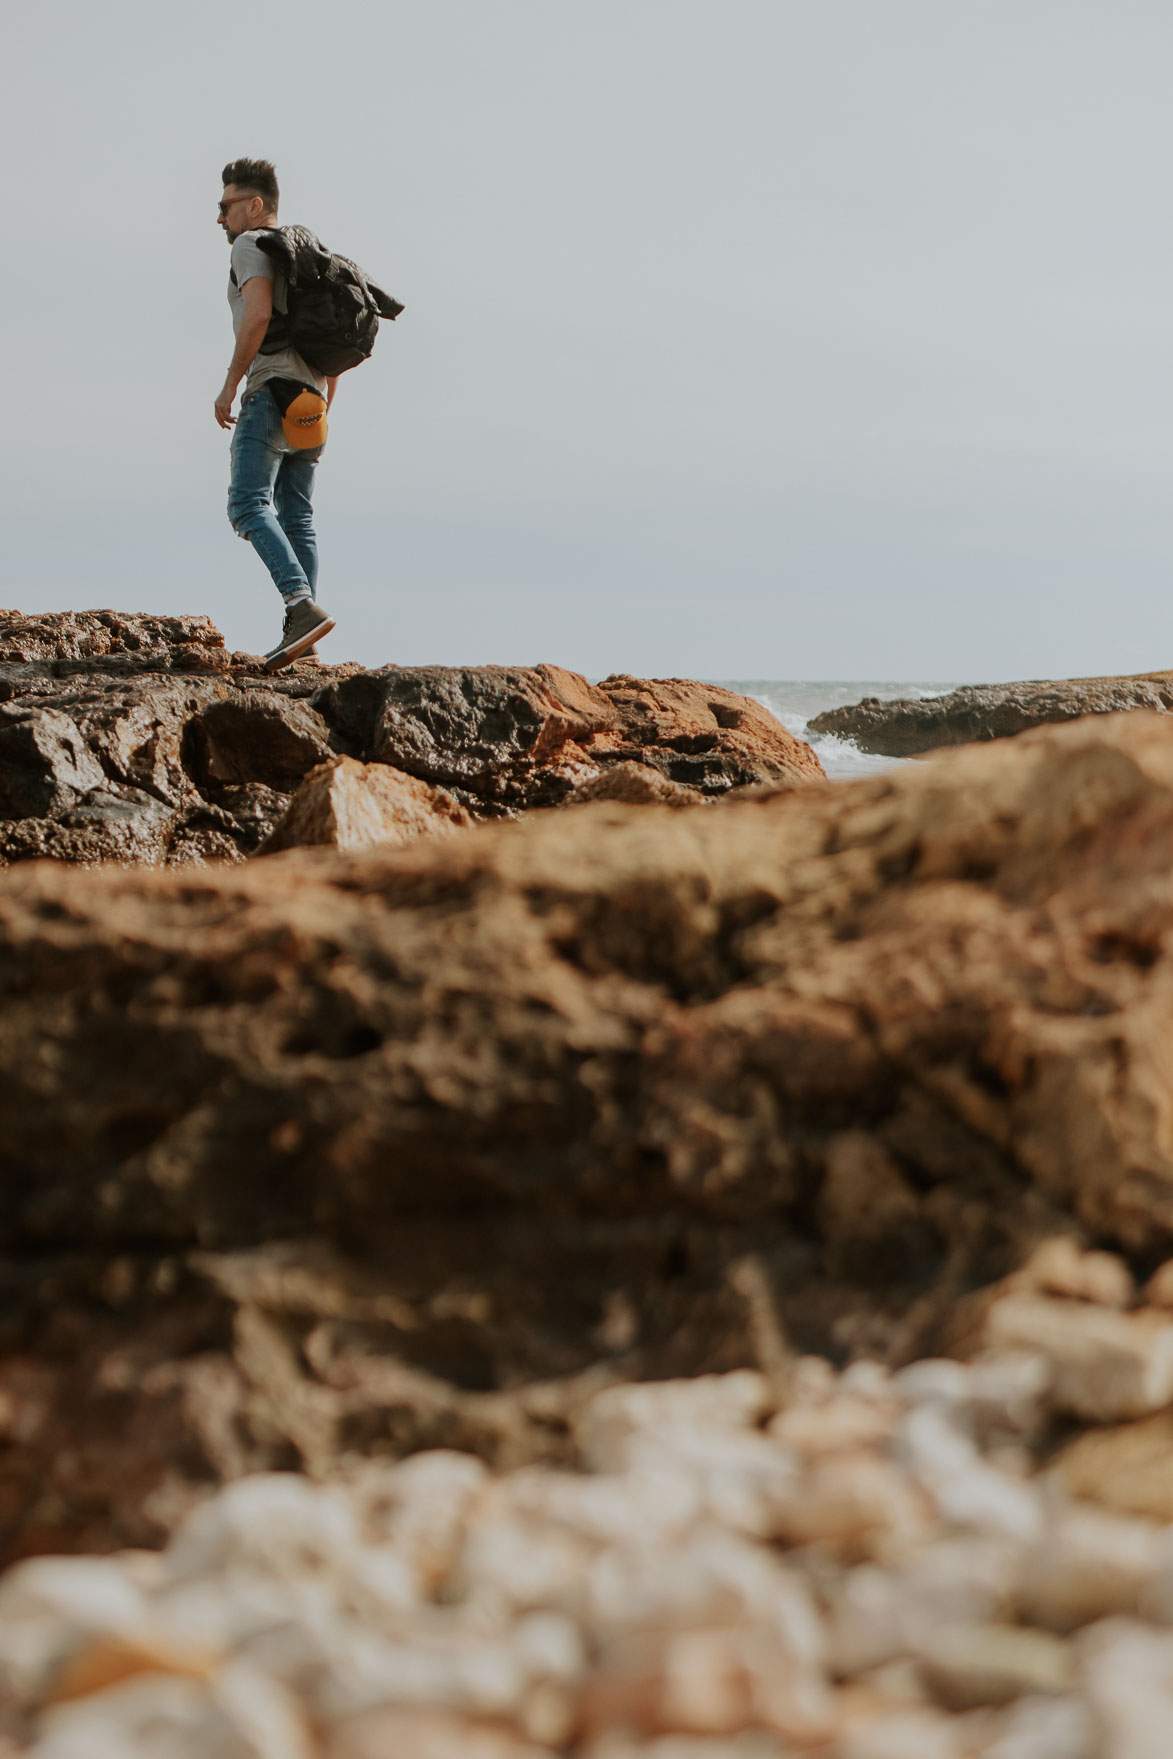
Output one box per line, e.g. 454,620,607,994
719,681,963,780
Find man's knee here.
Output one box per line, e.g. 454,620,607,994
227,489,265,539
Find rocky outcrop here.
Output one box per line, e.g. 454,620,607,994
808,670,1173,757
6,710,1173,1561
0,612,823,864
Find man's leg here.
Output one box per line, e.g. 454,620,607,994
273,448,321,599
226,391,313,605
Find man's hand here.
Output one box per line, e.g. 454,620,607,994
214,383,237,430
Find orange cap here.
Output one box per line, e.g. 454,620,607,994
282,388,328,450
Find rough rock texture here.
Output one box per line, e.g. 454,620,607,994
808,671,1173,757
0,613,822,864
261,757,474,853
7,710,1173,1563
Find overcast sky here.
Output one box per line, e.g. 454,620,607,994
3,1,1170,681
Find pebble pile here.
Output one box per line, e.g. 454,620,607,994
5,1242,1173,1758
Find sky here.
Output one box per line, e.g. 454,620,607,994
3,1,1171,681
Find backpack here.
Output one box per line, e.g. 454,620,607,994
251,225,404,376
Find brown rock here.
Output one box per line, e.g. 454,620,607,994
1010,1236,1133,1307
262,757,474,853
1051,1411,1173,1522
590,675,825,794
7,711,1173,1551
328,1710,550,1759
566,761,707,809
918,1624,1073,1711
0,613,821,863
808,668,1173,757
0,609,229,674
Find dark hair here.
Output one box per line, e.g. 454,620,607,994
221,158,279,213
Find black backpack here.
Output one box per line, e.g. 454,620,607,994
251,225,404,376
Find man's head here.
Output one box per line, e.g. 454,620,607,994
218,158,279,243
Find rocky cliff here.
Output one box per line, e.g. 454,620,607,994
0,610,823,866
808,671,1173,757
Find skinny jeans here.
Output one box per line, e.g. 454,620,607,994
227,387,323,603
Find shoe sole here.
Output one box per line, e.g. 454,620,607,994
263,616,337,674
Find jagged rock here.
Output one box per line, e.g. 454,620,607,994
0,609,230,678
0,613,822,863
808,671,1173,757
0,707,105,817
183,692,336,792
262,758,475,854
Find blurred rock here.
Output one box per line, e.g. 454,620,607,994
984,1294,1173,1421
807,670,1173,757
1015,1506,1158,1632
917,1623,1073,1710
1077,1619,1173,1759
1010,1236,1133,1307
1050,1411,1173,1523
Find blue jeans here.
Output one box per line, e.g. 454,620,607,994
227,387,323,604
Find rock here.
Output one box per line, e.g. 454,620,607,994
261,757,475,853
566,761,706,809
1010,1236,1133,1307
352,1452,489,1596
0,610,229,674
162,1475,359,1585
326,1709,550,1759
1014,1506,1158,1632
0,1555,148,1703
30,1663,313,1759
827,1536,1020,1676
14,709,1173,1549
833,1705,966,1759
362,665,821,810
896,1407,1042,1542
0,706,106,817
45,1630,217,1704
580,1624,833,1744
1142,1258,1173,1307
1051,1410,1173,1523
0,613,821,864
979,1695,1099,1759
983,1294,1173,1421
183,692,335,792
808,669,1173,757
580,1739,789,1759
917,1624,1074,1710
1077,1619,1173,1759
590,675,825,794
576,1374,772,1472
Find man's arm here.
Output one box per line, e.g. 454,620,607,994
326,376,339,410
214,277,273,430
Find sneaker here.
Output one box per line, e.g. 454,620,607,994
263,599,336,672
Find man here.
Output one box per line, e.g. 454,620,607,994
216,157,337,670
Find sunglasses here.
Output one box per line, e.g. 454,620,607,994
218,194,255,217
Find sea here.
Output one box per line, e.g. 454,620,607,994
719,681,962,780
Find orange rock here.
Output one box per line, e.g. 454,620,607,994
261,756,474,853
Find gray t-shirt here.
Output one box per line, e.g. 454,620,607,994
228,230,327,398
